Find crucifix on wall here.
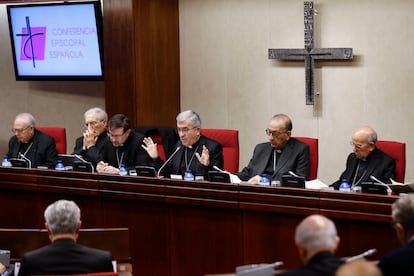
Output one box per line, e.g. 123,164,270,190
268,1,353,105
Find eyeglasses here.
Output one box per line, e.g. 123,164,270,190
107,131,125,138
177,127,197,134
12,125,31,133
265,128,286,137
85,120,103,128
350,141,369,150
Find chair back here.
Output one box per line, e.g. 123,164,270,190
200,129,239,173
376,140,406,182
37,127,67,154
294,137,318,180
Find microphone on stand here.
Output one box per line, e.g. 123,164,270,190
370,175,387,185
18,153,32,168
288,170,300,177
157,147,181,178
344,248,377,262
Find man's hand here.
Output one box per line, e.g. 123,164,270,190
195,145,210,166
142,137,159,159
248,175,261,185
96,161,119,174
83,129,98,150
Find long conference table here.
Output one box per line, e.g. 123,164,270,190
0,167,400,276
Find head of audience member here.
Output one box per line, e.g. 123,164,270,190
265,114,292,150
84,107,108,137
295,214,340,264
350,126,377,160
44,199,82,243
335,260,382,276
390,194,414,245
176,110,202,147
12,113,36,143
107,114,131,147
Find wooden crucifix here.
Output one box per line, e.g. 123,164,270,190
268,2,353,105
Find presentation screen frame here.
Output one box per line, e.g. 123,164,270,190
7,1,104,81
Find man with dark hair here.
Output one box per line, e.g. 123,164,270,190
331,125,395,189
97,114,160,174
236,113,309,184
17,200,113,276
7,112,58,168
378,194,414,276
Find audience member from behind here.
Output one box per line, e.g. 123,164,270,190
17,200,113,276
378,194,414,276
142,110,223,179
237,114,309,184
7,113,58,168
336,260,382,276
73,107,108,168
97,114,159,174
278,214,344,276
331,126,395,190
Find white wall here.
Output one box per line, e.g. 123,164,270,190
179,0,414,184
0,5,105,155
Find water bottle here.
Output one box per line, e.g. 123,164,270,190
1,155,12,167
119,164,128,176
339,179,351,192
259,174,270,186
55,160,65,171
184,170,194,181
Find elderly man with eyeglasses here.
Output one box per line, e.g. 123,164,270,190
236,113,309,185
72,107,108,169
331,125,395,190
7,112,58,168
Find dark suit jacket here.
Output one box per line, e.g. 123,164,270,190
17,238,113,276
276,251,344,276
73,131,108,168
378,239,414,276
100,131,161,172
237,138,309,182
160,134,223,179
331,147,395,189
7,129,58,168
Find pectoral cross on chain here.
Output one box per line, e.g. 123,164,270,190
268,2,353,105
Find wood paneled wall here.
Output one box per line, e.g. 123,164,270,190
103,0,180,127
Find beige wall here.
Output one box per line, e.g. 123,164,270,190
179,0,414,183
0,5,105,155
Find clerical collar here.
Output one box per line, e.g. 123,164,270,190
186,136,201,149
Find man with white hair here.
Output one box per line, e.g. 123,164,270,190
278,214,344,276
7,112,57,168
17,200,113,276
378,194,414,275
73,107,108,168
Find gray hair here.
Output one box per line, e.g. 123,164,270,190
271,114,292,131
295,215,338,251
366,129,378,143
15,113,36,126
44,200,81,235
84,107,107,121
176,110,201,128
392,194,414,232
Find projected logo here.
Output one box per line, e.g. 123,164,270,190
16,16,46,68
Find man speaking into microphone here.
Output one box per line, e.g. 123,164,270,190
142,110,223,180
